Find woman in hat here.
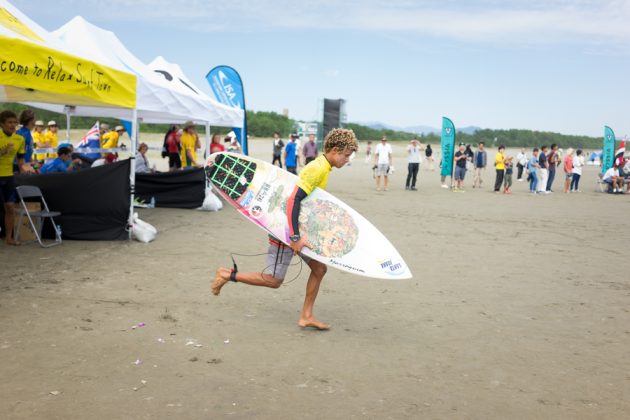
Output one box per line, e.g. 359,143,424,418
44,120,59,161
180,121,201,167
32,120,46,163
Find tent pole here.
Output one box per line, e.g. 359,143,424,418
205,122,211,160
65,109,71,142
128,108,138,240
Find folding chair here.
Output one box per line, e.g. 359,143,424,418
14,185,62,247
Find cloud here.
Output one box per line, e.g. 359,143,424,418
324,69,340,78
19,0,630,45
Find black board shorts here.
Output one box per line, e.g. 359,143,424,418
168,153,182,169
0,176,17,204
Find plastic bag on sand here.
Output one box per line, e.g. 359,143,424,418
199,187,223,212
132,212,157,243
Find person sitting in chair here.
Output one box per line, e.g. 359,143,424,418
39,146,80,174
602,163,624,193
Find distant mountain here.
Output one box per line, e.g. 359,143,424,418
359,121,481,135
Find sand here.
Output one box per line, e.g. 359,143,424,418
1,138,629,419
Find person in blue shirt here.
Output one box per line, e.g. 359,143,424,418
527,148,540,193
16,109,35,164
40,146,74,174
284,134,298,174
473,142,487,188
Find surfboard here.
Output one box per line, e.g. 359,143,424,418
205,152,412,280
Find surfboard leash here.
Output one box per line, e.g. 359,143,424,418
229,252,303,286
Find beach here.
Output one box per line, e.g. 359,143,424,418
1,137,629,420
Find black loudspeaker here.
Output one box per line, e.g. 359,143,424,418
323,99,345,138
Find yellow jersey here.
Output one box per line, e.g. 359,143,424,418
0,131,25,177
180,132,198,166
45,130,58,159
297,154,332,194
33,130,47,161
101,131,120,149
495,152,505,170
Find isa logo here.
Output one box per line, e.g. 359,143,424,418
238,190,254,208
379,258,406,276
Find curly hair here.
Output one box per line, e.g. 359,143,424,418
0,110,17,124
323,128,358,153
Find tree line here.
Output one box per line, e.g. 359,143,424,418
2,103,603,148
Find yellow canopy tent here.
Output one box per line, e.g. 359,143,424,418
0,1,136,108
0,0,138,239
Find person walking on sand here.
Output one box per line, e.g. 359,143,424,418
503,155,514,194
516,148,527,181
453,143,468,192
303,133,318,165
405,138,422,190
272,132,284,168
546,143,559,192
494,145,506,193
562,148,574,193
374,135,392,191
473,142,487,188
284,134,298,174
364,141,372,164
425,144,434,171
527,148,540,193
538,145,549,194
570,149,584,192
211,128,358,330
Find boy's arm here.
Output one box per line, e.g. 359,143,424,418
286,186,309,253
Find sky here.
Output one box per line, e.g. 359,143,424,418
12,0,630,137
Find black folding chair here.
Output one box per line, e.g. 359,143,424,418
15,185,62,247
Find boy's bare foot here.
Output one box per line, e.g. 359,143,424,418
211,268,231,296
298,317,331,330
5,238,19,246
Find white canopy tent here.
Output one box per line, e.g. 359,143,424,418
148,55,231,156
30,16,243,128
20,15,246,235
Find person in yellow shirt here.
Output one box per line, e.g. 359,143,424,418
44,120,59,160
180,121,200,167
211,128,358,330
101,125,126,150
0,110,34,245
494,145,506,193
32,120,46,161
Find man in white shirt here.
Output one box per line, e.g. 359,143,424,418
516,148,528,181
603,164,624,193
374,136,393,191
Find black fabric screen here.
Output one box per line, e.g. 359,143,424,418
5,160,131,241
135,168,205,209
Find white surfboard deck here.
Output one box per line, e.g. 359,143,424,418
205,152,411,280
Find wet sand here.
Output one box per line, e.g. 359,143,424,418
1,138,629,419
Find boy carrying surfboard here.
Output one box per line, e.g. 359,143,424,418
211,128,358,330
